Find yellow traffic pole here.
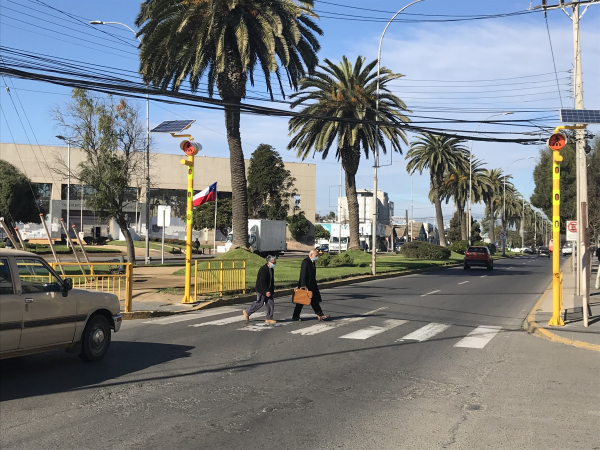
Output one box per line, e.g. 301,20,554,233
548,144,564,326
181,153,195,303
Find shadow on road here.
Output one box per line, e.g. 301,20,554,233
0,341,194,402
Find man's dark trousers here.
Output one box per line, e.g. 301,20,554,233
246,293,274,320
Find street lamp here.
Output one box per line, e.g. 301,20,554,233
502,156,534,255
90,20,151,264
56,135,71,238
467,112,513,245
372,0,425,275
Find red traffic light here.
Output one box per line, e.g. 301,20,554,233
180,140,201,156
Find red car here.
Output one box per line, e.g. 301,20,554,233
464,246,493,271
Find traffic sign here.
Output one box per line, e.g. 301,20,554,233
499,230,507,241
547,133,567,151
566,220,577,242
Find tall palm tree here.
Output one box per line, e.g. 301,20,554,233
406,134,469,247
439,158,488,240
135,0,322,248
288,56,410,249
481,168,511,246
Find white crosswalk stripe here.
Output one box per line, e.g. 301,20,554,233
454,325,502,349
398,323,451,342
289,307,388,336
238,322,292,331
190,312,266,327
339,319,407,340
144,307,241,325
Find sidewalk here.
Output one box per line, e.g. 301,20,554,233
526,258,600,350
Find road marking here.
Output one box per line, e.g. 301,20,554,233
145,307,240,325
289,307,387,336
458,281,469,285
480,275,487,278
398,323,450,342
421,290,441,297
190,312,266,327
454,325,502,349
238,322,292,331
339,319,407,340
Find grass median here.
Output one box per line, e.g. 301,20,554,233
172,248,464,291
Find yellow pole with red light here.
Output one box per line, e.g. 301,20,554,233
174,136,201,304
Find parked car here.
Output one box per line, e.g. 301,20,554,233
538,246,550,258
523,247,533,254
0,249,122,361
316,244,329,255
464,246,493,271
562,244,573,255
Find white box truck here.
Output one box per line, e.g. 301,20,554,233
224,220,287,255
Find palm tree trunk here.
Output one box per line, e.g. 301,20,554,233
431,174,447,247
486,199,496,245
217,56,249,249
224,104,249,249
457,199,467,240
341,143,361,250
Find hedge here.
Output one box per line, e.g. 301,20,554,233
400,241,451,260
448,240,469,255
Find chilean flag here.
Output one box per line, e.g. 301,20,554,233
193,182,217,207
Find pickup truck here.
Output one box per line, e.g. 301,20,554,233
0,249,122,361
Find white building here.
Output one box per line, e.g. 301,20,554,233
337,189,393,242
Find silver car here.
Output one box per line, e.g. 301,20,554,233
0,249,122,361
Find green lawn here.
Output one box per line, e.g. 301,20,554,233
107,240,212,251
173,249,464,290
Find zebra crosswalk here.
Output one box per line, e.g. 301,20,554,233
144,306,503,350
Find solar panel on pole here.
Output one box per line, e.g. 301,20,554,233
150,120,195,133
559,109,600,124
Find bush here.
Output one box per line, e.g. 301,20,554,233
316,252,331,267
401,241,451,260
486,243,497,255
329,251,354,267
448,240,469,255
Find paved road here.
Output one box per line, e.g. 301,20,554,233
2,256,598,449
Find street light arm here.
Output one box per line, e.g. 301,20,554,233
89,21,141,42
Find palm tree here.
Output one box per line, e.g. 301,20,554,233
288,56,410,249
439,158,489,241
481,168,511,246
406,134,469,247
135,0,322,248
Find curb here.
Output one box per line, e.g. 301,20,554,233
122,260,468,320
522,278,600,352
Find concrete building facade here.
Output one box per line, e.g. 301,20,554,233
0,143,316,243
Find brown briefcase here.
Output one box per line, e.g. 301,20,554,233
292,287,313,305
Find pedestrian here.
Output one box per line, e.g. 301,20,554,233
595,246,600,290
292,249,330,321
4,236,14,249
243,255,277,324
194,238,200,254
364,240,369,253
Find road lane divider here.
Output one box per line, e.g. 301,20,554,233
289,307,388,336
458,281,469,285
454,325,502,349
420,290,441,297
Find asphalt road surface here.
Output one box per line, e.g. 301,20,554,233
2,256,599,449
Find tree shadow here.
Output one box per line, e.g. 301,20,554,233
0,341,194,402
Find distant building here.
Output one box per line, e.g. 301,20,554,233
337,189,393,244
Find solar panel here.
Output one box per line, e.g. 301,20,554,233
150,120,195,133
559,109,600,124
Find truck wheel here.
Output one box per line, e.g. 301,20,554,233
79,315,111,362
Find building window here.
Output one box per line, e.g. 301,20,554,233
32,183,51,214
294,194,301,210
61,184,97,201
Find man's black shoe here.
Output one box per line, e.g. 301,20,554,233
291,317,302,322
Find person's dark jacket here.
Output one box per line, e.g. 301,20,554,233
255,264,274,297
298,256,321,302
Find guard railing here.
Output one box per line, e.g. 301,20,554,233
194,259,246,300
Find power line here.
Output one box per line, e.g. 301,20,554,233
543,12,564,108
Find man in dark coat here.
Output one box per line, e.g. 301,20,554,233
292,249,330,321
243,255,277,324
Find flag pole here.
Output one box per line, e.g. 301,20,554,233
213,188,218,252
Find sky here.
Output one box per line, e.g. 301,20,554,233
1,0,599,225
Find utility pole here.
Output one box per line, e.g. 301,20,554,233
534,0,598,326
